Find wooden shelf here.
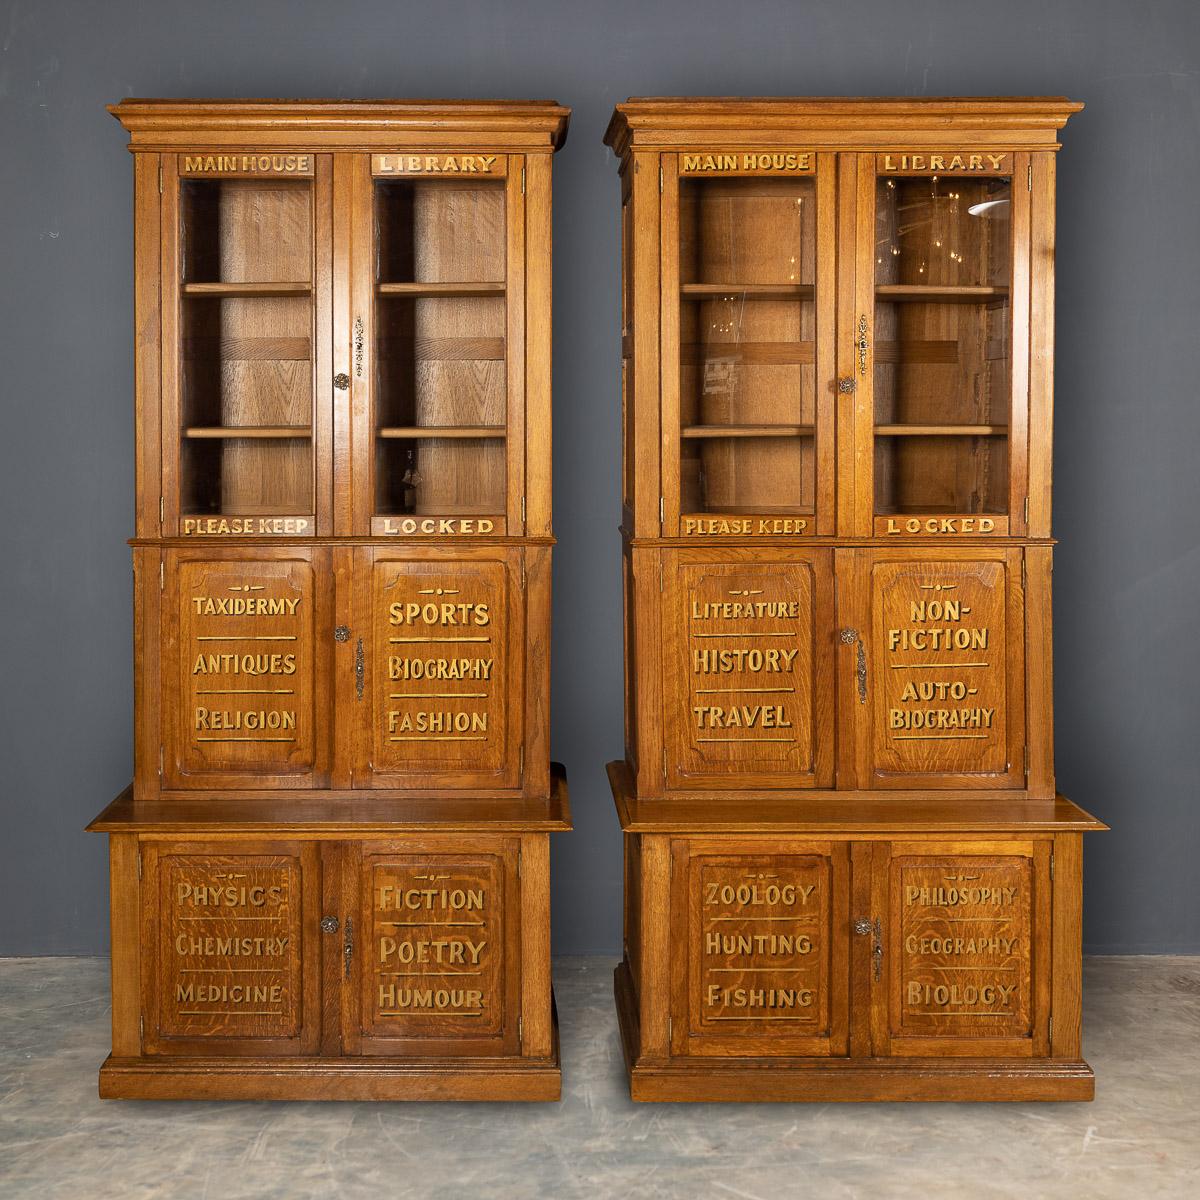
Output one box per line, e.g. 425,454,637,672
184,426,312,439
875,284,1008,303
377,282,506,298
682,424,814,439
182,281,312,297
874,424,1008,437
377,426,506,440
681,283,814,299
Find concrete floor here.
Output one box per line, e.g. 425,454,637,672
0,957,1196,1198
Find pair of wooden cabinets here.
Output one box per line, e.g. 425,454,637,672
606,99,1103,1103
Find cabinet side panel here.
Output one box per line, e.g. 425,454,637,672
109,834,142,1057
1051,833,1084,1058
524,153,553,536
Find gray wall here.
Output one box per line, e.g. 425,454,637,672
1,0,1197,956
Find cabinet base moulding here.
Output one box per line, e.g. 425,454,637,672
99,1020,561,1102
615,962,1091,1103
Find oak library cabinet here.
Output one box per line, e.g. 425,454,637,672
89,100,571,1101
605,98,1106,1102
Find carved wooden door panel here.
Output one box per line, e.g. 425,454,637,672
669,839,850,1057
161,548,334,790
837,547,1025,790
662,549,835,789
141,840,322,1057
868,840,1050,1058
344,838,521,1058
350,546,524,791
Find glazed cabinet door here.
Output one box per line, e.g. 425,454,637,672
659,151,837,538
350,545,531,792
343,838,521,1058
140,840,322,1057
866,840,1050,1058
843,150,1032,537
161,547,335,790
669,839,850,1057
837,547,1026,790
161,152,333,538
341,152,525,537
661,548,835,789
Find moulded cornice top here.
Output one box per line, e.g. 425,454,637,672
109,98,571,151
604,96,1083,157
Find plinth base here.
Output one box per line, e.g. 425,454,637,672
99,1004,561,1102
616,960,1092,1103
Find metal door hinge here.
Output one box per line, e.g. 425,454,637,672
668,1016,673,1042
1050,853,1055,881
659,496,665,527
521,166,526,195
518,1016,523,1044
1048,1016,1053,1042
659,165,664,193
159,560,164,590
159,496,164,526
1021,557,1027,589
521,495,526,528
658,558,664,592
158,164,163,195
1024,745,1030,783
158,745,164,778
521,558,526,588
1028,162,1033,192
662,747,668,780
344,916,354,979
136,850,143,881
519,744,524,781
139,1014,144,1040
1024,496,1030,525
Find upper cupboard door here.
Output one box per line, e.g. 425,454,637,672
846,151,1031,537
661,152,837,538
351,546,524,791
162,153,334,538
161,548,334,790
838,547,1026,791
345,153,524,538
662,548,835,790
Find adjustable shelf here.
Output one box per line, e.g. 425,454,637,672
377,426,506,439
875,284,1008,303
681,283,814,299
377,282,506,297
874,424,1009,437
184,426,312,439
682,424,814,439
182,281,313,297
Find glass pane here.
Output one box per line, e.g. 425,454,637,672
376,179,505,283
178,179,314,518
374,179,507,517
375,437,505,516
678,178,817,515
873,175,1011,515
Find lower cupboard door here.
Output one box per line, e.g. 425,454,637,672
670,840,850,1057
870,840,1051,1057
346,840,521,1057
141,841,322,1057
